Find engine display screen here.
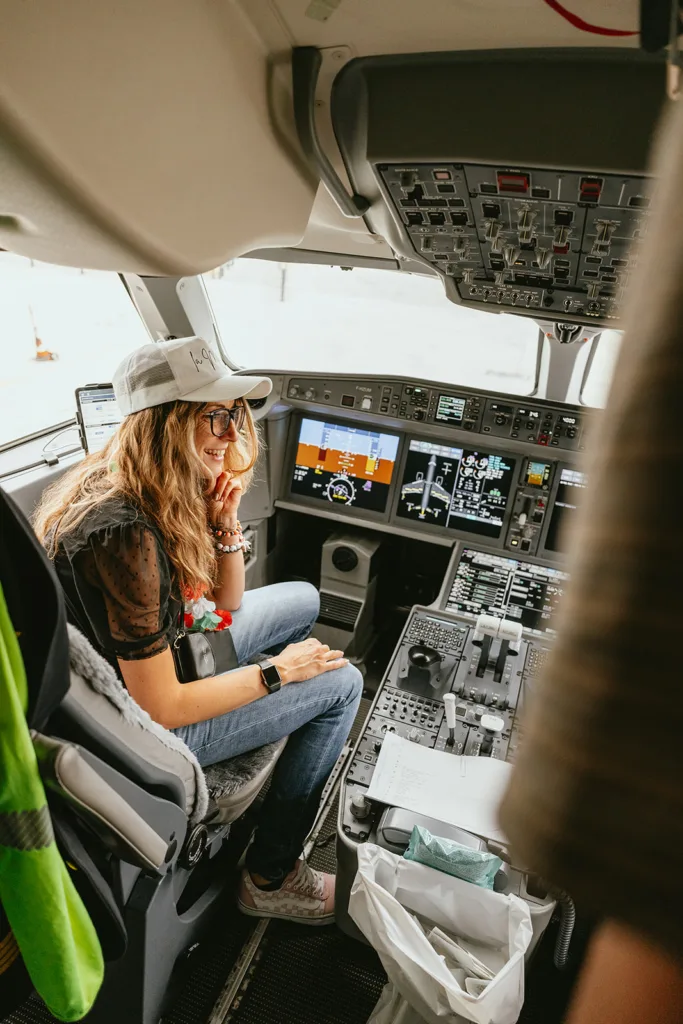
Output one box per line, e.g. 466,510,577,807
291,417,400,513
545,467,588,552
435,394,467,425
447,548,569,635
396,439,516,538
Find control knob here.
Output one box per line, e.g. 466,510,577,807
484,219,501,245
553,225,569,248
350,793,371,820
517,207,536,243
494,271,506,287
453,235,466,253
595,220,616,247
461,268,475,286
586,282,600,300
535,248,551,270
304,387,317,400
288,384,300,398
373,739,382,753
503,244,520,268
407,728,422,743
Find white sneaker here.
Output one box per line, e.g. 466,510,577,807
237,860,335,926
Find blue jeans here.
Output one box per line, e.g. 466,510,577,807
174,582,363,881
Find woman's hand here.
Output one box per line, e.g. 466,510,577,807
271,638,348,684
208,471,243,528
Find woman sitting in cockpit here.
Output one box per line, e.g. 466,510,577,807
34,336,362,925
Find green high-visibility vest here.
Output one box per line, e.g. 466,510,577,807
0,581,103,1021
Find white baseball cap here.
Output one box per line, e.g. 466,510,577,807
113,337,272,416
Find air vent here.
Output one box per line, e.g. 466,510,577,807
318,592,362,629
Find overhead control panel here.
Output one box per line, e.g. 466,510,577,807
331,47,666,328
285,376,589,451
378,162,650,323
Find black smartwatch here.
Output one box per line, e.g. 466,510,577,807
257,659,282,694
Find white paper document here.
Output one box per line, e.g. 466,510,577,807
367,732,511,843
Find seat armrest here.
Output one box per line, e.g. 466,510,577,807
33,732,171,873
53,688,189,812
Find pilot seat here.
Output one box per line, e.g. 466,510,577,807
0,486,286,1024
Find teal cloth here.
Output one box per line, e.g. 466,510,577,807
403,825,502,889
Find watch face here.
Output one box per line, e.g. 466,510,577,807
260,661,281,692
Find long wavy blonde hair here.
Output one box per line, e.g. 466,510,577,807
34,400,259,593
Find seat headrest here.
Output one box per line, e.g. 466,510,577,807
0,486,70,729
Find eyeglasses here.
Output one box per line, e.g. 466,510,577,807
203,403,246,437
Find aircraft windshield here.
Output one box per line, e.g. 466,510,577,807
0,254,149,447
0,254,619,451
204,260,540,394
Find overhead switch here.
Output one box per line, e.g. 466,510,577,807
497,171,530,194
579,176,603,203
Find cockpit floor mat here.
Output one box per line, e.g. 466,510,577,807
224,921,387,1024
0,997,57,1024
163,906,256,1024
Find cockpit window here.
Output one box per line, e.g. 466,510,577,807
0,253,149,446
581,329,622,407
204,259,540,394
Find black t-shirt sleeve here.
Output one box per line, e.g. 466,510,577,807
77,522,174,660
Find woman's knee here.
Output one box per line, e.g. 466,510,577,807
286,581,320,632
336,662,364,708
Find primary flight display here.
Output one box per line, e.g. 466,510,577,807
291,417,400,513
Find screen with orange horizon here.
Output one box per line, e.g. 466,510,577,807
291,417,400,512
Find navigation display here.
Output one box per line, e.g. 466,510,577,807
76,386,123,454
545,467,587,552
396,439,516,538
291,417,400,513
447,548,569,635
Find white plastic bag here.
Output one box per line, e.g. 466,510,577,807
350,844,533,1024
368,982,429,1024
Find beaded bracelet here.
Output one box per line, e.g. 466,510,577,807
214,536,246,555
211,521,251,556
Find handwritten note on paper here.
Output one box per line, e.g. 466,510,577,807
367,732,512,843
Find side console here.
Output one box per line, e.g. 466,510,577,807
335,601,554,947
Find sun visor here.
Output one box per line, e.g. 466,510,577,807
0,1,315,273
